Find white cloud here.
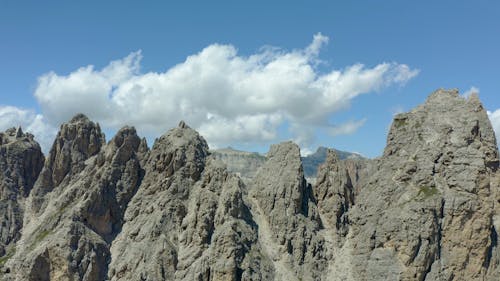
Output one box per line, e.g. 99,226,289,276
300,147,314,157
0,106,57,152
26,34,418,150
0,106,33,130
462,86,480,98
328,119,367,136
487,109,500,144
391,105,405,116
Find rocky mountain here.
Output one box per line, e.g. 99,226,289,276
0,89,499,280
302,147,363,180
212,146,362,183
211,148,267,183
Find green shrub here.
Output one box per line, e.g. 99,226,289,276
417,186,438,198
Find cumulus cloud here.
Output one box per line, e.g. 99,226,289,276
0,106,34,130
0,106,57,151
27,33,419,150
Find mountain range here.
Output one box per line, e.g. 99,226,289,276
211,146,363,183
0,89,498,280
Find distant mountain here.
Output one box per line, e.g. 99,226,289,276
210,147,267,182
211,146,362,182
302,147,364,179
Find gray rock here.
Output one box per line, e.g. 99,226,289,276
211,146,364,184
6,117,143,281
108,121,210,280
29,114,106,214
0,128,44,269
108,121,273,280
339,89,500,280
249,141,327,281
313,149,371,247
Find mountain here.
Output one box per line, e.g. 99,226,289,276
210,148,267,183
211,146,362,183
301,146,364,180
0,89,499,280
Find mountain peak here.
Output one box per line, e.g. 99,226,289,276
69,113,91,123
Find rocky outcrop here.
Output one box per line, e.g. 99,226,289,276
0,128,44,263
314,150,370,247
108,122,273,280
336,89,500,280
29,114,106,214
5,117,144,281
249,141,327,280
212,146,363,184
108,121,209,280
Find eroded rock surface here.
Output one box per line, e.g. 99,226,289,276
334,90,500,280
5,117,143,281
314,150,371,247
108,122,273,281
0,128,44,263
249,141,328,281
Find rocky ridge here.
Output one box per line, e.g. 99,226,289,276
0,89,498,281
211,146,363,184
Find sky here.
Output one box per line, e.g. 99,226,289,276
1,1,499,158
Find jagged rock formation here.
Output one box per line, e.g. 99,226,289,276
328,89,500,280
0,89,499,281
0,127,44,264
313,150,371,247
108,122,273,280
248,141,328,280
5,117,144,280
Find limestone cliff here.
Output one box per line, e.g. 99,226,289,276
211,148,267,183
325,89,500,280
5,117,143,280
0,128,44,265
249,142,327,280
108,121,273,281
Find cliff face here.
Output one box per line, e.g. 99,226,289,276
249,142,327,280
0,128,44,262
0,89,499,281
324,89,500,281
6,116,143,281
108,122,273,281
211,148,267,183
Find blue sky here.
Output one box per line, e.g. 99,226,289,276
1,1,499,157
